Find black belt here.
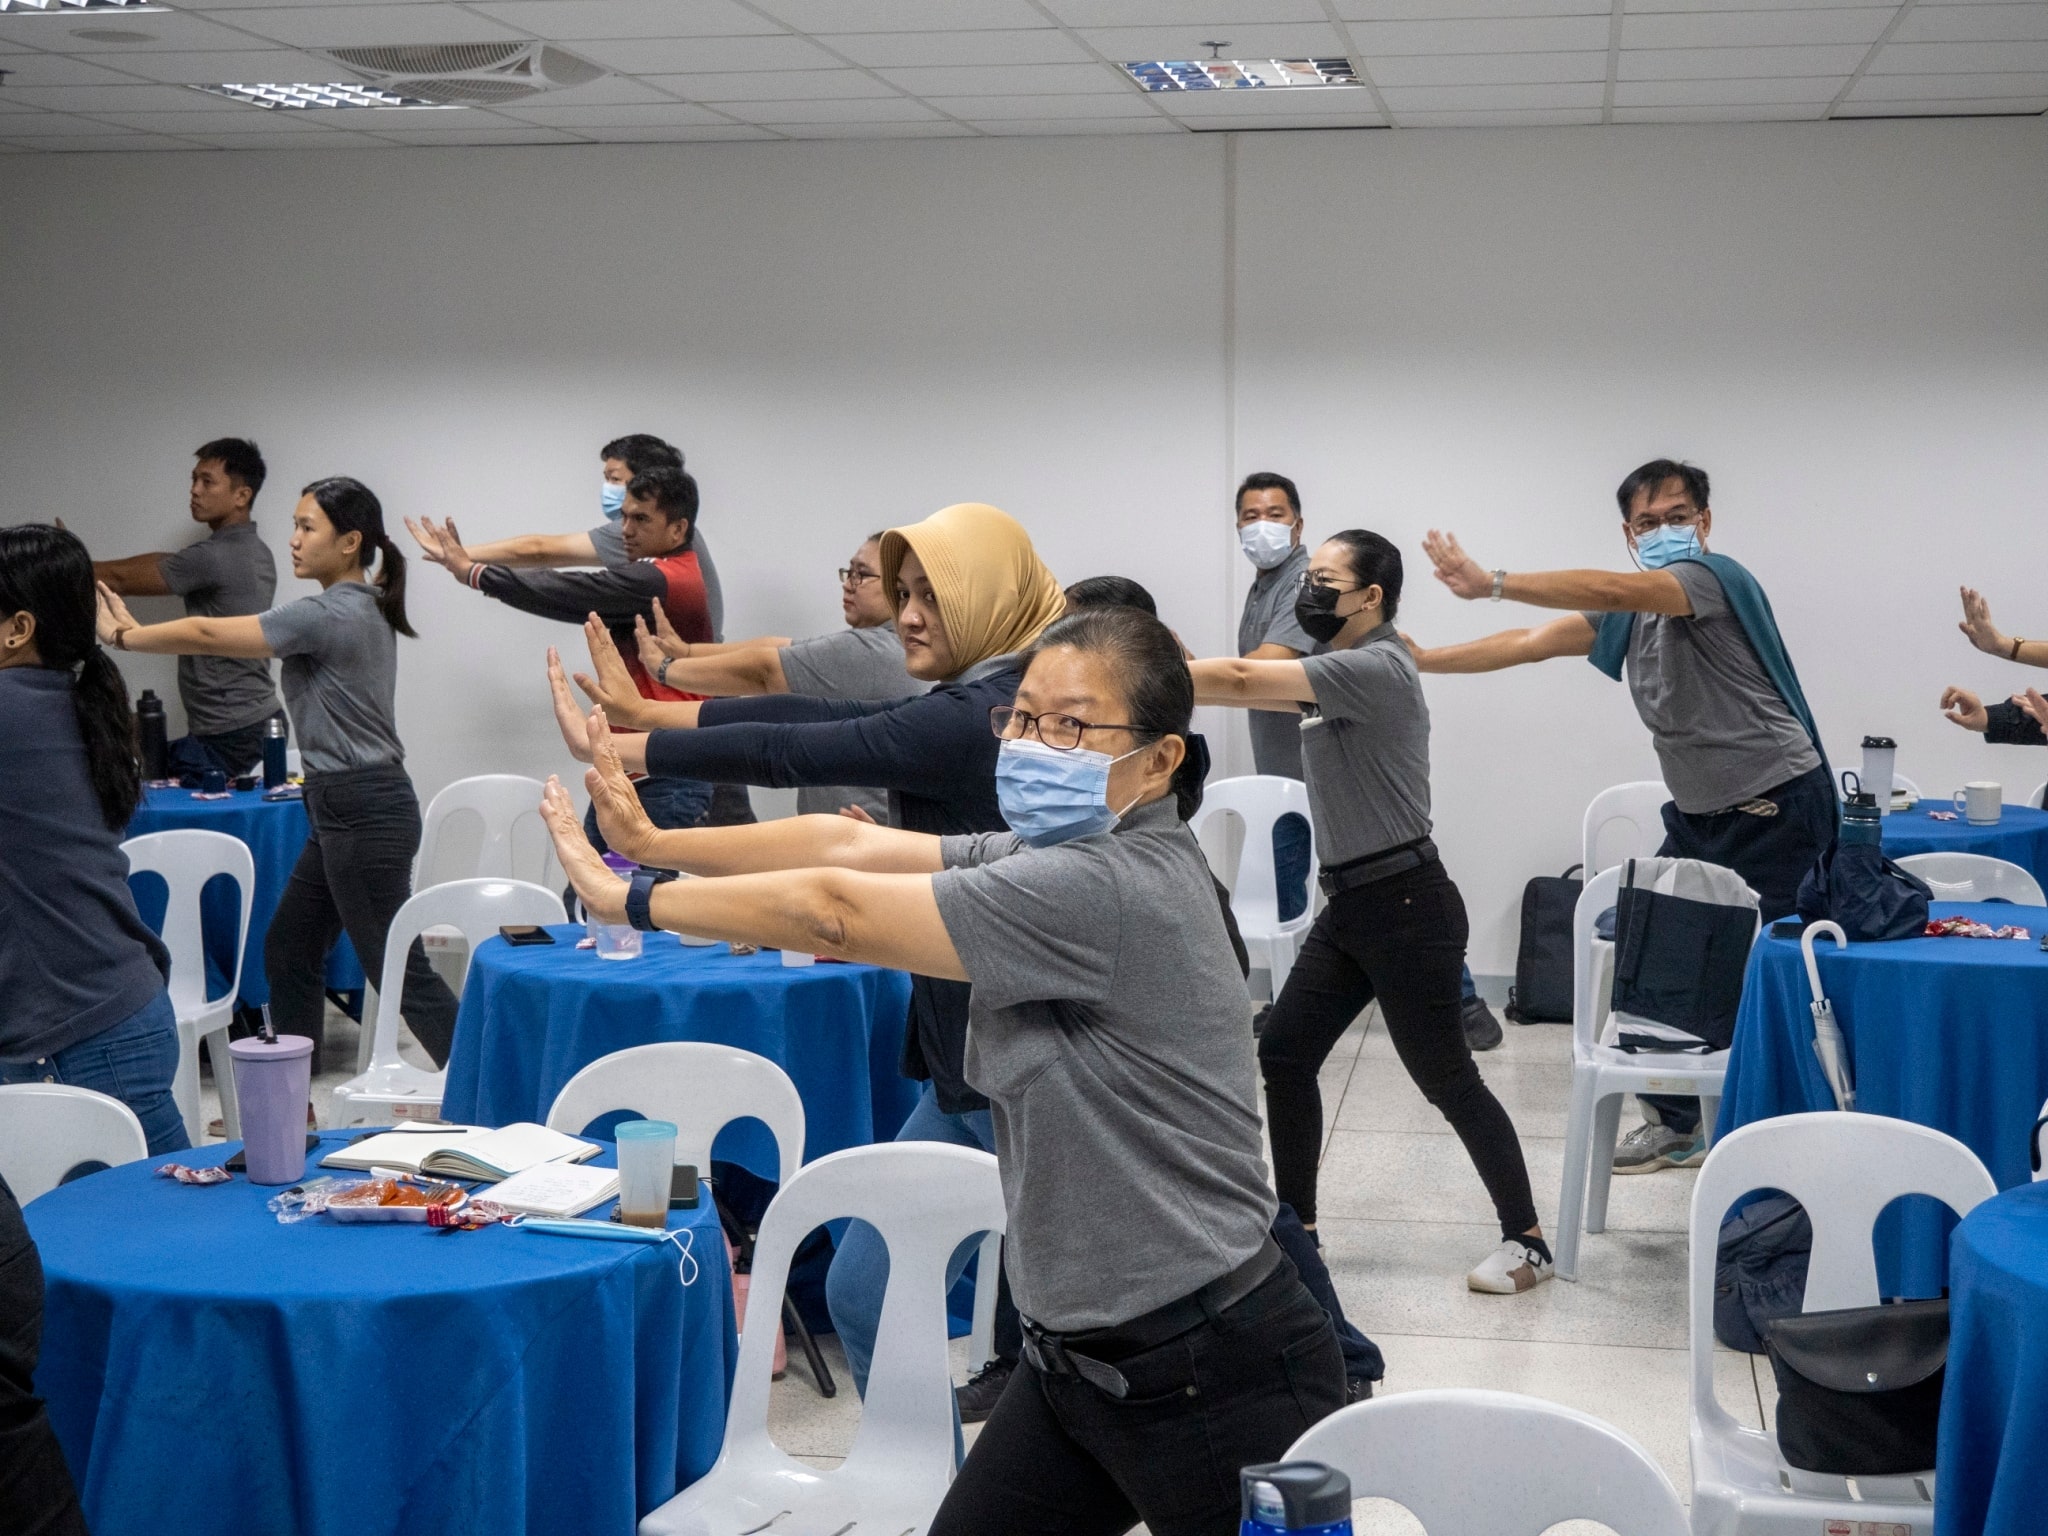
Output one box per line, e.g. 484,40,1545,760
1318,836,1437,899
1018,1236,1285,1399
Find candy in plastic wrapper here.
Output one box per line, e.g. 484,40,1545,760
268,1176,344,1223
1926,810,1961,821
1923,916,2032,941
157,1163,233,1186
429,1199,515,1232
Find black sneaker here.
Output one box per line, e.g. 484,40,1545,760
1345,1375,1376,1404
1251,1004,1273,1038
1461,995,1504,1052
956,1357,1015,1423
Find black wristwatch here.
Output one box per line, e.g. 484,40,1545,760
625,867,677,931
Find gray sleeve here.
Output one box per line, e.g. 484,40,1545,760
1300,646,1403,723
939,830,1030,869
588,522,629,569
781,628,912,699
694,530,724,640
1669,561,1729,620
931,842,1120,1009
1256,597,1314,655
257,592,330,658
157,538,221,598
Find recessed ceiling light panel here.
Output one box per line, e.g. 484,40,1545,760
0,0,166,12
190,82,465,111
1121,58,1361,92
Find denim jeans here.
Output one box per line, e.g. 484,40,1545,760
1272,812,1311,925
1,990,189,1157
581,774,714,859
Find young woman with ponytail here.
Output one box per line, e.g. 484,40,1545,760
0,524,187,1153
97,479,460,1065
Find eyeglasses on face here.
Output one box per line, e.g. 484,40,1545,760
839,567,882,586
1627,507,1700,537
989,705,1155,752
1296,572,1361,594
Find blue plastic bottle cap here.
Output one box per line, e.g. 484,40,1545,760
615,1120,677,1141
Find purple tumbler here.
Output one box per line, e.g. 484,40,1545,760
228,1035,314,1184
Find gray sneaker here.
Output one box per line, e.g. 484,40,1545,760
1612,1120,1706,1174
1460,996,1504,1052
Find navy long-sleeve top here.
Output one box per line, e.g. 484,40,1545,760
1984,699,2047,747
643,656,1021,1111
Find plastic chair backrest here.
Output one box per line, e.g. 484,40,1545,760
1582,781,1669,879
1186,775,1313,926
416,774,551,888
1572,864,1622,1053
723,1143,1004,1488
1894,851,2046,906
2031,779,2048,811
121,829,255,1015
1688,1112,1996,1436
545,1043,805,1182
0,1084,149,1204
1893,773,1923,798
1286,1388,1689,1536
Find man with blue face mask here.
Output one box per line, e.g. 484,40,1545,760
1410,459,1835,1174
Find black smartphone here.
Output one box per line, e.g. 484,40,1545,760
500,925,556,946
670,1163,701,1209
225,1134,320,1172
1770,919,1807,940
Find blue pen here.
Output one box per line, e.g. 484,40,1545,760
515,1217,671,1243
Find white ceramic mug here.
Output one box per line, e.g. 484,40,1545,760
1954,782,2002,825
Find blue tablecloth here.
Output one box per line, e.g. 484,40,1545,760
126,786,363,1008
1882,803,2048,883
1936,1182,2048,1536
27,1134,735,1536
1718,901,2048,1295
440,928,918,1183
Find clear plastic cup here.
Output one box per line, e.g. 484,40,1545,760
592,924,643,960
615,1119,676,1228
780,949,815,968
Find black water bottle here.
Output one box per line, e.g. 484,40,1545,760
262,716,288,788
136,689,168,781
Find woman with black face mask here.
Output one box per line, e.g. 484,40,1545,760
1189,530,1548,1297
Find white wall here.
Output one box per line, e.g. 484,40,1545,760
5,118,2045,971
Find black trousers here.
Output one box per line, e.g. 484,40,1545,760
1258,858,1539,1236
928,1265,1345,1536
0,1177,88,1536
266,766,460,1066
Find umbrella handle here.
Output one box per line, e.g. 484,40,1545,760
1802,919,1847,1003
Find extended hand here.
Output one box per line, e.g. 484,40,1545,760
94,581,138,646
405,516,475,581
2017,688,2048,733
836,803,879,824
1422,530,1492,601
645,600,689,661
575,615,644,726
1939,685,1989,732
633,614,670,677
583,707,660,864
547,647,593,763
539,776,627,925
1957,587,2007,656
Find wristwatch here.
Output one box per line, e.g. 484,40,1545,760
625,867,678,932
2010,636,2027,661
1489,569,1507,602
656,656,674,687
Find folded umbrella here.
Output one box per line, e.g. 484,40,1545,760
1801,920,1854,1112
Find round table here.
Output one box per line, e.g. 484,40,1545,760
1718,901,2048,1295
439,927,918,1183
1881,802,2048,884
27,1134,735,1536
126,785,363,1009
1935,1181,2048,1536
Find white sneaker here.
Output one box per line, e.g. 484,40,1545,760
1466,1237,1555,1295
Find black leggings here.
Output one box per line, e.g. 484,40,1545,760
1258,859,1538,1237
0,1176,88,1536
266,766,460,1065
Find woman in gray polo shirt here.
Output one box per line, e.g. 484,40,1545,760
542,605,1343,1536
1191,530,1548,1297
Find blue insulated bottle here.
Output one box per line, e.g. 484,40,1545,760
1241,1462,1352,1536
262,716,288,788
1837,770,1882,849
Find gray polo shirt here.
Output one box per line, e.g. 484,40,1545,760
592,522,724,641
1237,543,1313,779
257,581,405,775
1299,623,1434,868
1589,561,1819,815
932,798,1274,1333
778,623,925,822
157,521,280,735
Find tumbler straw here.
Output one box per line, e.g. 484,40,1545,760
259,1002,278,1045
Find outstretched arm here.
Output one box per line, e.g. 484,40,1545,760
1957,586,2048,669
1408,613,1598,674
1421,530,1692,616
639,600,791,663
96,584,272,658
1189,656,1319,709
93,553,174,598
461,530,601,569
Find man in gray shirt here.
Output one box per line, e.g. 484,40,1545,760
94,437,282,777
1412,458,1835,1172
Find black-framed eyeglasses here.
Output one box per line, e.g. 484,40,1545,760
990,705,1158,753
1626,508,1700,537
838,567,881,586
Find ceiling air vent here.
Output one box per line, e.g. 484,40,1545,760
318,41,605,106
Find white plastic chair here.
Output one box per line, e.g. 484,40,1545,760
1689,1112,1998,1536
1286,1387,1689,1536
1554,863,1751,1281
2029,779,2047,811
1188,775,1316,995
122,829,255,1144
1892,773,1923,801
639,1142,1005,1536
1582,779,1670,877
2033,1094,2048,1183
0,1084,149,1204
330,878,565,1125
1894,851,2046,905
416,774,553,889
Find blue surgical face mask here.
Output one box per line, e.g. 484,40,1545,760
600,481,627,520
1239,519,1296,571
996,737,1147,848
1633,523,1701,570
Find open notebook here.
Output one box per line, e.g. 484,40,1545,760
321,1123,599,1181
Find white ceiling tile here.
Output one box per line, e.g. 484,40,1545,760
66,47,341,85
0,51,150,85
14,133,206,151
496,73,678,105
0,96,46,112
1075,22,1348,59
1851,69,2048,96
1378,80,1605,111
1627,0,1901,9
0,10,269,52
206,6,529,50
1612,103,1829,122
178,128,395,146
819,29,1089,67
1392,106,1603,126
717,94,940,123
1338,0,1605,14
1619,45,1873,78
874,62,1124,96
83,106,349,132
0,109,131,133
1622,8,1895,49
1870,39,2048,69
1341,16,1612,55
1894,3,2048,43
968,114,1183,132
1614,75,1843,105
1151,84,1377,114
1368,50,1608,86
491,100,730,126
919,90,1159,117
761,119,976,136
749,0,1050,32
1839,95,2048,113
1046,0,1328,25
2,82,230,111
1182,112,1383,129
363,122,590,143
644,69,897,102
571,123,776,139
564,34,840,72
466,0,784,39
